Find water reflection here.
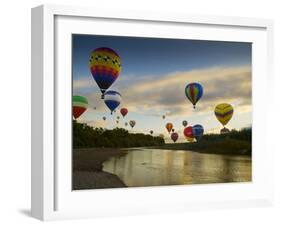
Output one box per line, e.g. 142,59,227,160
102,149,251,187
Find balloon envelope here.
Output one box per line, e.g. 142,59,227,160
166,123,173,133
89,47,121,98
171,132,179,142
150,130,153,135
185,83,203,109
129,120,136,128
73,96,88,119
182,120,188,127
120,108,128,117
102,116,106,121
214,103,234,126
104,90,121,114
183,126,194,139
192,124,204,141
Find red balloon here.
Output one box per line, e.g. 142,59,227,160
120,108,128,117
73,107,86,119
171,132,178,142
183,126,194,138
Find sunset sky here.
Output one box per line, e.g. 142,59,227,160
72,34,252,141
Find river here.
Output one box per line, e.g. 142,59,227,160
102,148,252,187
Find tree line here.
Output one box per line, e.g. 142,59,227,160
157,128,252,155
201,128,251,142
73,120,165,148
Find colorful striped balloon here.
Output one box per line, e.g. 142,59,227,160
214,103,234,126
73,95,88,119
89,47,121,99
104,90,122,114
185,83,203,109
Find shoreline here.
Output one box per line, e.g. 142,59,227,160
73,148,128,190
73,171,126,190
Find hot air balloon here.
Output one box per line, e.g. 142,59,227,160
125,122,128,127
73,96,88,119
104,90,121,114
186,137,194,142
214,103,234,127
166,123,173,133
185,83,203,109
120,108,128,117
183,126,194,142
220,127,230,134
182,120,188,127
150,130,153,135
171,132,178,143
162,115,166,119
192,124,204,141
129,120,136,128
102,116,106,121
116,120,119,124
89,47,121,99
172,129,175,133
117,116,120,120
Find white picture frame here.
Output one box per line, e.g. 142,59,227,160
31,4,274,221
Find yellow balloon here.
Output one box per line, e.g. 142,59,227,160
186,137,194,142
214,103,234,126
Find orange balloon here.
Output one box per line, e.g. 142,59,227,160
165,123,173,133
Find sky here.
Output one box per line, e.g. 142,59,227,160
72,34,252,141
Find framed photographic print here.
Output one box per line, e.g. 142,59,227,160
31,4,274,221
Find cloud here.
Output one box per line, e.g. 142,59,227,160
73,77,92,90
73,65,252,133
117,66,251,117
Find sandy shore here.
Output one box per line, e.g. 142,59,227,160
73,148,128,190
73,171,126,189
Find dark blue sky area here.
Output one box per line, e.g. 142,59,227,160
72,34,251,80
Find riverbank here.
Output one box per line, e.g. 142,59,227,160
73,148,128,189
150,138,251,156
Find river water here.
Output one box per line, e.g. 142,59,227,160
103,149,252,187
